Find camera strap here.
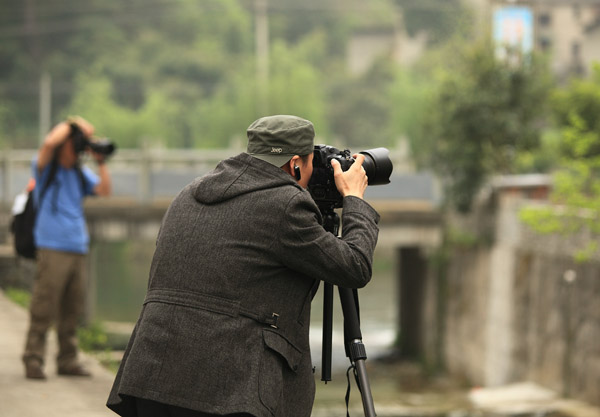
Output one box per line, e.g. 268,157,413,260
345,364,361,417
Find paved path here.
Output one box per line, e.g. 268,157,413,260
0,290,116,417
1,289,599,417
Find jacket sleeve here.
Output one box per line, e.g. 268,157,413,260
276,192,380,288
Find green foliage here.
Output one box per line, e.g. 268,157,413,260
0,0,470,150
78,321,109,352
445,227,480,248
413,37,553,212
551,65,600,159
519,206,565,234
267,37,328,132
329,57,397,148
5,287,31,308
389,65,438,158
396,0,471,45
64,73,146,147
0,100,15,148
520,64,600,261
0,0,254,148
514,129,562,174
91,350,121,374
77,322,122,372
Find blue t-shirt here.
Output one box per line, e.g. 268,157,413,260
32,158,100,254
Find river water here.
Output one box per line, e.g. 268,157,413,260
90,240,398,373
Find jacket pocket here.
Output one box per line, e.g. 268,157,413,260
258,329,302,414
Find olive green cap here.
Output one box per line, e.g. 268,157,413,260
247,115,315,167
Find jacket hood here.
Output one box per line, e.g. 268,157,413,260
192,153,302,204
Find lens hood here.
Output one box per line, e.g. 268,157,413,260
359,148,393,185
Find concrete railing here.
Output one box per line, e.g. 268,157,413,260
0,148,239,206
0,147,412,206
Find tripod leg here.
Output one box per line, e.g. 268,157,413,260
318,209,375,415
321,282,333,382
354,358,376,417
338,287,376,417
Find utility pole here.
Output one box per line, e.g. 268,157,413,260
39,72,51,144
254,0,269,115
24,0,40,62
24,0,50,143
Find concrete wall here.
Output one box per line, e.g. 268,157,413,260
511,249,600,403
443,247,491,383
435,195,600,406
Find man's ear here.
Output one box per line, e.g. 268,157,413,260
285,155,300,177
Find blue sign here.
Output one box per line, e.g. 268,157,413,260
493,6,534,54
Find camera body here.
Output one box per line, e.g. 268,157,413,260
70,123,116,157
309,145,355,209
308,145,393,211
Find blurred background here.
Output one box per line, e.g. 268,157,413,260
0,0,599,416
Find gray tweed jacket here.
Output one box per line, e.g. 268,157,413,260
107,153,380,417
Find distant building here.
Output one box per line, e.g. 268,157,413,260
346,12,428,75
347,1,600,80
490,0,600,80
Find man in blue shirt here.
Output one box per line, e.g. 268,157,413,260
22,116,112,380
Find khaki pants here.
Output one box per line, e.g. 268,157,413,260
23,249,87,369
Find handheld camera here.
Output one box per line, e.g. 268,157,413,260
70,123,116,157
308,145,393,211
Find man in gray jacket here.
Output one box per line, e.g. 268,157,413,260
107,115,380,417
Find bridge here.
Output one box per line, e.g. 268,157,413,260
1,147,442,246
0,148,442,361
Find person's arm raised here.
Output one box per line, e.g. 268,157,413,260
92,156,112,196
36,117,95,172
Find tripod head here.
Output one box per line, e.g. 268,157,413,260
320,208,340,237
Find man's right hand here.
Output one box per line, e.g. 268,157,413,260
331,154,368,199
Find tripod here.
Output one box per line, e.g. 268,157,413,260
320,209,376,417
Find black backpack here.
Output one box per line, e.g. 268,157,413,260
10,189,38,259
10,159,85,259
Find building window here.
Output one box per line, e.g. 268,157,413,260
539,37,551,52
572,41,581,60
539,12,551,27
571,41,583,75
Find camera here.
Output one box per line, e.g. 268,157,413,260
308,145,393,210
70,123,116,157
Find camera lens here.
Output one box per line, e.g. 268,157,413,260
89,140,116,156
359,148,393,185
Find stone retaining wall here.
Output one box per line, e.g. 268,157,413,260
436,196,600,406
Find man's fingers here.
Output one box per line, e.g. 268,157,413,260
352,154,366,167
330,159,343,175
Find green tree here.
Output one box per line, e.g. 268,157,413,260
0,0,254,148
520,64,600,261
414,38,552,212
0,0,470,151
396,0,470,45
388,65,436,154
0,0,138,144
64,72,152,148
267,36,329,135
328,57,397,148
